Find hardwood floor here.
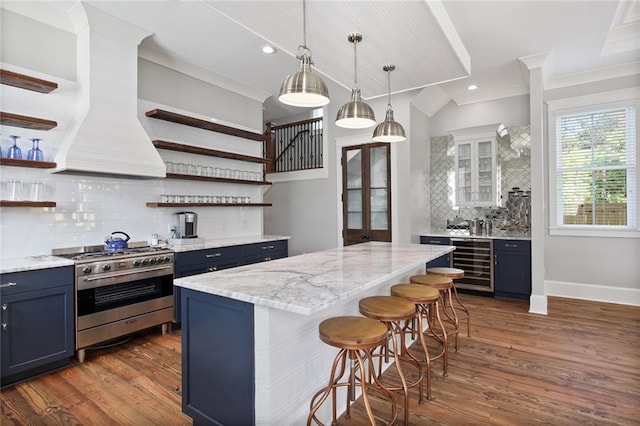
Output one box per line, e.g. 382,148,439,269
1,295,639,425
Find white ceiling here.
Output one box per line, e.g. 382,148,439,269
6,1,640,122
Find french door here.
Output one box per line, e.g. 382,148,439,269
342,143,391,246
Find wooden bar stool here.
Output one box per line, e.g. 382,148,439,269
390,284,447,396
307,316,397,426
359,296,424,426
409,274,460,354
426,267,471,338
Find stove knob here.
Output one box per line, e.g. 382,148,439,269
149,258,157,265
164,256,171,263
102,264,111,271
142,259,149,266
133,260,141,267
83,266,92,274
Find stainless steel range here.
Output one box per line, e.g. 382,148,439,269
53,243,174,363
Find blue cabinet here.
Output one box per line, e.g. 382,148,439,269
493,239,531,300
419,236,451,268
181,289,254,425
1,267,74,388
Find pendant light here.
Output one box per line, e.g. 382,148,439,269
335,33,375,129
278,0,330,107
372,64,406,142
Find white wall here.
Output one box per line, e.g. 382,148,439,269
0,13,265,258
409,104,431,242
543,76,640,297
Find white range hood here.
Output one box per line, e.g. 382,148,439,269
53,3,165,178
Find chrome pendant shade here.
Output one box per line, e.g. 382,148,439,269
372,64,406,142
278,0,330,108
335,33,375,129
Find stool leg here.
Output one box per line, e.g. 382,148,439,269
307,348,348,425
428,299,448,377
389,324,410,426
451,283,471,338
414,307,432,400
441,288,460,353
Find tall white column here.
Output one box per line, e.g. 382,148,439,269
519,52,549,315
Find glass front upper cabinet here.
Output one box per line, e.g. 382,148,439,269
453,128,498,207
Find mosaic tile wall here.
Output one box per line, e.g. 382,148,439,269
430,125,531,230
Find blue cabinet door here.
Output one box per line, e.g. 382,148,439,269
420,236,451,268
181,289,254,425
1,268,74,387
494,239,531,300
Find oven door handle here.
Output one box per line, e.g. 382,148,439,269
82,265,173,282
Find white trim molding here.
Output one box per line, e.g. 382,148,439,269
546,280,640,307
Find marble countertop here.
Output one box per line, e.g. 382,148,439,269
1,256,75,274
174,241,454,316
421,229,531,241
168,235,290,252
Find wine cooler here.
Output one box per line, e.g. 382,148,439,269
449,238,494,292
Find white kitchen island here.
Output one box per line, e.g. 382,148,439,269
174,241,454,425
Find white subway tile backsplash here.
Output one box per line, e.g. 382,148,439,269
1,170,264,258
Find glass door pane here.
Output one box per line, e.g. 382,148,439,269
370,146,389,231
345,148,363,230
477,140,493,202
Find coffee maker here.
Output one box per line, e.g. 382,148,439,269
174,211,198,239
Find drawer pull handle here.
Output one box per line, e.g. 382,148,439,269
1,304,6,311
0,282,17,288
504,244,518,248
428,240,442,244
262,245,274,250
264,257,271,261
206,253,222,258
207,266,218,272
2,323,7,331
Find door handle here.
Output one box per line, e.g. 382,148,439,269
0,282,17,288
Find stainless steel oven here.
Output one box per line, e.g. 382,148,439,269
54,245,174,363
449,238,494,292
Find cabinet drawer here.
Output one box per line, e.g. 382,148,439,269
240,240,288,265
241,240,287,257
175,246,243,268
0,267,73,296
493,239,531,252
420,236,450,245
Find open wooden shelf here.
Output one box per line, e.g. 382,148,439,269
0,69,58,93
153,140,268,164
0,158,56,169
146,202,272,208
165,173,271,185
0,201,56,208
0,112,57,130
146,109,265,142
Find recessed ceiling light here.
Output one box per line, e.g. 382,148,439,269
262,45,277,54
468,84,478,91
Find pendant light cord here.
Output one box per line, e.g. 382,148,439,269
386,68,392,109
302,0,307,50
353,39,359,88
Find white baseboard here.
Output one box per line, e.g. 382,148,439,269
529,294,548,315
545,280,640,306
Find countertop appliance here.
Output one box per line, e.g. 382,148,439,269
449,238,494,292
52,243,174,363
175,211,198,239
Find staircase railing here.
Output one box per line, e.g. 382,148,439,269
265,117,323,173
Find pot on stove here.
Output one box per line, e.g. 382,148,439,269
105,231,130,251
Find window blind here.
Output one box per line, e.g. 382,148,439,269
555,106,636,228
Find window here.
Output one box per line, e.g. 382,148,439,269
548,90,638,237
